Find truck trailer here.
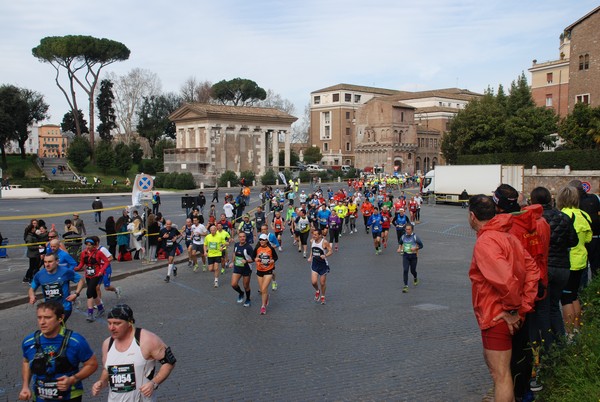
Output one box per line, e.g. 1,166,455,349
422,164,524,204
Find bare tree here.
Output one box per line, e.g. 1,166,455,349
291,102,310,143
256,89,295,114
180,77,213,103
108,68,161,143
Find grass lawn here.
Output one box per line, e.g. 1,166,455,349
2,155,43,178
75,163,141,185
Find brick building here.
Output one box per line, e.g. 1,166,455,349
37,124,68,158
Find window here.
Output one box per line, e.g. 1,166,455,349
346,127,351,135
354,94,361,103
408,153,411,160
576,94,590,104
346,142,351,151
545,95,553,107
314,96,320,104
332,93,340,102
324,142,329,152
345,93,351,102
324,126,331,138
579,54,590,70
346,111,350,119
546,72,553,84
323,111,330,124
401,112,404,122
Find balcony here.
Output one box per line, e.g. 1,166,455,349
163,147,209,164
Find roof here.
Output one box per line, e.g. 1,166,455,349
169,103,297,123
565,6,600,32
311,83,399,95
364,97,416,109
381,88,482,102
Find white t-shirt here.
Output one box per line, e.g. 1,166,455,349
191,224,207,245
223,203,234,218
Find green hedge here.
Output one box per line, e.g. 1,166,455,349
42,182,131,194
458,149,600,169
538,276,600,401
154,172,196,190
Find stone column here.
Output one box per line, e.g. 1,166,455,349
195,127,200,148
284,130,291,168
272,130,279,170
259,130,267,175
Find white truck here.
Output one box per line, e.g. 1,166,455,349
422,164,524,204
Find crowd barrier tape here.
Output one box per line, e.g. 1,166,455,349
0,205,130,222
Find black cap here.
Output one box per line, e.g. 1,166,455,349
107,304,135,323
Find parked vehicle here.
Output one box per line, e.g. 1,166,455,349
306,164,326,172
422,164,524,204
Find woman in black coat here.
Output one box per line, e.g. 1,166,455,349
99,216,117,257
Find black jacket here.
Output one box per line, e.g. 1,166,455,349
541,204,579,270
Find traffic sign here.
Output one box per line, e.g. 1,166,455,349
582,181,591,193
136,174,154,192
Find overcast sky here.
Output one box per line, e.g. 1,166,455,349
1,0,598,125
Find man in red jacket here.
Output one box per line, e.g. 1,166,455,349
468,195,539,402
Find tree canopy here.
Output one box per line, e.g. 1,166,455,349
32,35,130,150
303,146,323,164
441,72,557,164
558,102,600,149
96,79,117,141
136,93,182,157
61,109,89,134
211,78,267,106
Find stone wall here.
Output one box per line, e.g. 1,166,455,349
524,166,600,196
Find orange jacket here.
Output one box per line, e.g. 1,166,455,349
361,202,374,217
469,214,540,330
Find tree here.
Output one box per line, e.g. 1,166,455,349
32,35,130,151
256,89,295,114
136,93,181,156
67,136,91,171
153,138,176,171
17,88,49,160
278,149,299,166
61,109,89,134
211,78,267,106
108,68,161,143
96,79,117,141
303,146,322,164
0,85,26,168
114,142,132,174
180,77,213,103
291,102,310,143
558,102,600,149
95,140,114,173
129,141,143,164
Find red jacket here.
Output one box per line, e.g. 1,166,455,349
76,248,110,278
469,214,540,330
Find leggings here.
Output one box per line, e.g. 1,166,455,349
329,229,340,244
402,254,418,286
349,216,356,230
86,276,102,299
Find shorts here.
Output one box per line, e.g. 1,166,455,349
382,227,389,233
275,231,283,237
102,266,112,287
256,269,274,277
233,265,252,276
165,247,177,257
294,230,301,237
481,320,512,351
299,231,310,245
311,259,330,276
561,269,584,305
207,256,222,265
191,243,204,253
185,240,192,248
317,223,328,231
372,231,382,239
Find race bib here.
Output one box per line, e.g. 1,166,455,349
35,380,62,400
299,222,307,230
373,225,381,232
86,266,96,276
208,242,218,250
42,282,62,301
259,253,270,266
235,256,245,267
109,364,137,393
166,240,174,247
403,243,413,253
193,235,201,242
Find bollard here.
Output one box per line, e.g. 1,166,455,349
227,181,231,188
200,182,205,189
252,180,256,187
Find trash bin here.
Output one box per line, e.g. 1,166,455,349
0,240,8,258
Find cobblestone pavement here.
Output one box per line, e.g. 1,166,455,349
0,197,492,401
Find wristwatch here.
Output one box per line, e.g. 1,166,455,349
508,309,518,316
151,380,159,390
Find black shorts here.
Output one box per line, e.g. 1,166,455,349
311,259,330,276
207,256,222,265
372,231,382,239
165,247,177,257
256,269,274,277
299,231,310,245
233,265,252,276
191,244,204,253
382,228,389,233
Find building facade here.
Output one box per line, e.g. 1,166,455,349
37,124,68,158
6,125,39,155
168,104,297,186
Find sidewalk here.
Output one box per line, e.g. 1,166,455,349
0,254,187,310
0,187,179,199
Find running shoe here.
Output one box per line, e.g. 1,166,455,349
314,290,320,301
272,281,278,291
202,264,207,272
193,263,199,272
164,275,170,283
402,285,409,293
298,248,302,253
220,267,225,274
243,299,251,307
237,294,244,304
96,308,105,318
86,313,95,322
278,246,282,251
303,251,307,258
413,278,419,286
321,296,326,305
334,245,338,252
214,279,219,288
529,378,543,392
115,287,122,299
173,266,178,277
188,260,192,267
260,306,266,315
375,249,380,255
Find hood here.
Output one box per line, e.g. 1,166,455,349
479,213,512,236
509,206,539,233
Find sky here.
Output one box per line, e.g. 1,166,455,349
1,0,598,126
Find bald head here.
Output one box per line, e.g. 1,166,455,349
50,239,61,252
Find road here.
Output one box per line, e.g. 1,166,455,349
0,187,491,401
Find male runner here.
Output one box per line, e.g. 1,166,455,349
231,232,254,307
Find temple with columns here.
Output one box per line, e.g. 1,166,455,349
167,103,297,186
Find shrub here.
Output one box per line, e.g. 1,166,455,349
154,173,167,188
344,168,358,179
12,167,26,179
138,159,158,175
239,170,256,185
299,171,312,183
218,170,239,187
261,169,276,185
175,172,196,189
163,172,178,189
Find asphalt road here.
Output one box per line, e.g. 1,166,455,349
0,187,491,401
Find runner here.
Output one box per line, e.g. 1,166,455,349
91,236,122,301
294,209,311,257
367,208,384,255
307,229,333,305
397,223,424,293
75,237,110,322
348,198,358,233
254,234,278,315
271,210,285,251
327,209,342,252
19,301,98,401
360,199,374,234
259,224,280,291
238,214,255,245
380,205,392,249
254,206,266,238
190,216,208,272
230,232,254,307
182,218,194,267
204,224,225,288
216,222,232,275
393,208,411,244
158,220,182,283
